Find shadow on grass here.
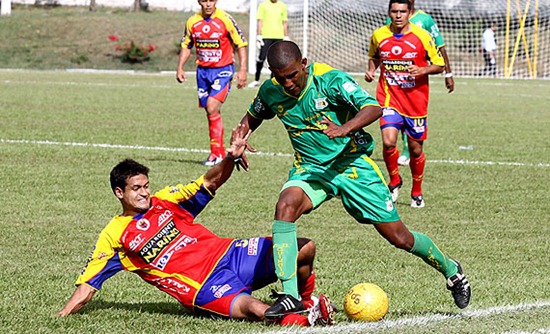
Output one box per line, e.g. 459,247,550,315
83,300,188,316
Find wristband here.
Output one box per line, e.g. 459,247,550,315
445,72,453,78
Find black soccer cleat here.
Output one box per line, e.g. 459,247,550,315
264,292,306,319
446,260,471,309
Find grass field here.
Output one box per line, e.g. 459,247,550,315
1,68,550,334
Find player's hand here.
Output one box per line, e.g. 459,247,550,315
256,35,264,49
320,116,348,139
490,57,496,65
364,71,375,82
236,69,247,89
283,36,290,41
228,124,255,171
445,77,455,93
407,64,425,77
176,69,186,83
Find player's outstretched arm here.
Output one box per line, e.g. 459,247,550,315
57,284,96,316
231,113,262,171
203,124,251,192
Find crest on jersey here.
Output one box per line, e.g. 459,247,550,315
391,45,403,56
136,218,151,231
315,97,328,109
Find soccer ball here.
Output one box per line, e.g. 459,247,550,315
344,283,389,322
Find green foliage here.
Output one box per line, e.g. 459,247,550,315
0,5,249,71
115,40,156,63
1,59,550,334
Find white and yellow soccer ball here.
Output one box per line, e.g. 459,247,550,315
344,283,389,322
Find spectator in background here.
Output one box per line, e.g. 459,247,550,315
248,0,289,88
176,0,248,166
479,22,497,77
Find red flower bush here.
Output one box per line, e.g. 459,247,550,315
108,36,156,63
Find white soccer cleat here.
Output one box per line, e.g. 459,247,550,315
247,80,260,88
307,294,335,326
410,195,425,208
388,176,403,203
201,155,223,167
397,155,410,166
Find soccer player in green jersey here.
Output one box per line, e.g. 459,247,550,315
385,0,454,166
235,40,471,318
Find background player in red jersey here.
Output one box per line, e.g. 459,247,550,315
56,125,334,327
176,0,248,167
385,0,455,166
365,0,444,208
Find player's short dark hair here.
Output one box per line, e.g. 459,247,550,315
110,158,149,193
267,41,302,69
388,0,412,11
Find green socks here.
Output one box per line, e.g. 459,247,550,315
272,220,300,299
401,131,410,159
409,230,458,279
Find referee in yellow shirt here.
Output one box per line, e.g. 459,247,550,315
248,0,289,88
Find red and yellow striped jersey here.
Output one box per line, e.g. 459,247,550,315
181,8,248,68
76,175,234,312
368,24,444,117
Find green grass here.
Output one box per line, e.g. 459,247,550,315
2,70,550,332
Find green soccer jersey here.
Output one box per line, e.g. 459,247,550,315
247,62,379,166
385,9,445,48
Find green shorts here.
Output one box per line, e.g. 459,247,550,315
281,154,400,224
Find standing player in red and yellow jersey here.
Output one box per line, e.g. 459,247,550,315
365,0,445,208
177,0,248,167
56,126,335,327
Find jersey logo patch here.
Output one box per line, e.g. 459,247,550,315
315,98,328,109
136,218,151,231
391,45,402,56
342,81,358,93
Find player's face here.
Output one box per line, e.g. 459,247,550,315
389,3,412,30
117,174,151,215
198,0,217,17
271,58,308,97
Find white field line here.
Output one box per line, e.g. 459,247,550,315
499,328,550,334
0,139,292,157
259,300,550,334
2,139,550,168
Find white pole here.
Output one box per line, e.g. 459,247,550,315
1,0,12,16
248,0,258,74
302,0,308,58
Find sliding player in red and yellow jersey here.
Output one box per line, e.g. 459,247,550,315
57,126,334,327
366,0,444,208
176,0,248,166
